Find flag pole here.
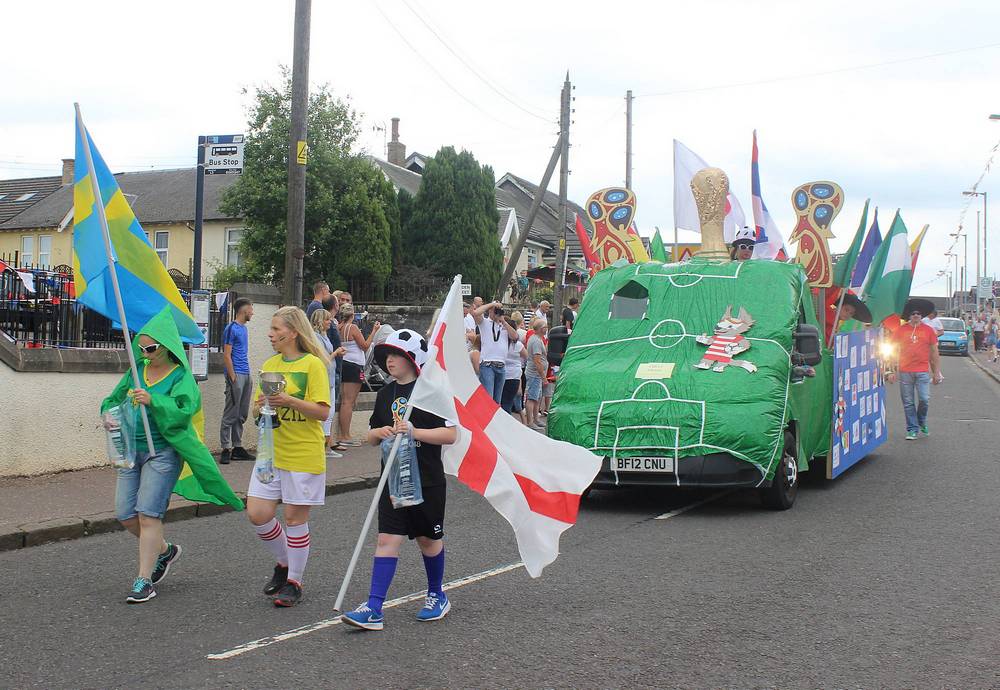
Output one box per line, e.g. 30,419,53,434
74,103,155,454
333,403,414,612
828,289,848,349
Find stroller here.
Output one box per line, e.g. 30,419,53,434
362,323,396,391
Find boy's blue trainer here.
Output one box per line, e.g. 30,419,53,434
416,592,450,622
342,603,384,631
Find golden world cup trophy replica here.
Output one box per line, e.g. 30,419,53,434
691,167,732,261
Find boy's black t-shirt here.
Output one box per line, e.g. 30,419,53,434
369,379,447,487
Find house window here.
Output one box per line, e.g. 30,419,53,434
527,247,538,269
226,227,244,267
610,281,649,319
15,193,36,202
154,231,169,267
38,235,52,267
20,236,33,266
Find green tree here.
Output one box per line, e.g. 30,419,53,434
403,147,501,297
220,72,393,296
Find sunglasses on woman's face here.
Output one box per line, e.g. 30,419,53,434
140,343,161,355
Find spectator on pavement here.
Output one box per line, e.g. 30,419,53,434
973,315,987,351
321,295,345,449
534,300,551,324
562,297,579,329
305,281,330,318
510,310,527,344
887,300,943,441
220,298,254,465
311,309,346,459
337,303,380,447
472,300,519,404
517,271,530,301
524,319,548,429
989,319,999,363
247,306,331,608
501,318,528,422
101,308,242,604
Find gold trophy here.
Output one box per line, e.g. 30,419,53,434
259,371,286,428
691,167,732,261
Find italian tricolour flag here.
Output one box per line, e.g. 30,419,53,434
861,211,913,324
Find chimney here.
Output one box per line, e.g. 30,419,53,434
61,158,74,185
387,117,406,166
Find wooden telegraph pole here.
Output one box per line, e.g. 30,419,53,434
625,89,633,189
552,73,572,321
283,0,311,306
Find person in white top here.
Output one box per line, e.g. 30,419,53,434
472,300,519,403
534,300,551,325
463,303,477,351
336,303,380,447
921,310,944,337
500,325,527,423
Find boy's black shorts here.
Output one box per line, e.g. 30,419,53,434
378,483,446,540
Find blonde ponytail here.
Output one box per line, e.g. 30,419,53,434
273,306,330,364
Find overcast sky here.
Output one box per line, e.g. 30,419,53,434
4,0,999,296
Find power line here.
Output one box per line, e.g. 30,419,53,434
372,1,545,135
637,41,1000,99
399,0,553,123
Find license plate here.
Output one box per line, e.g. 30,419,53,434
610,456,675,472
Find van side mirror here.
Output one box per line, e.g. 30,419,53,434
793,323,822,366
547,326,569,365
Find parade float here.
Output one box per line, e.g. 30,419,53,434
547,168,890,509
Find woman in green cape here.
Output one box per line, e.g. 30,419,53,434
101,307,243,603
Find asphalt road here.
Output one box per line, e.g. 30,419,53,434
3,354,999,689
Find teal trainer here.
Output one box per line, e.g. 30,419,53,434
416,592,451,622
342,603,384,631
126,577,156,604
920,425,929,436
905,432,917,441
151,543,182,585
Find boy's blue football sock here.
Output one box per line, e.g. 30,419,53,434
422,549,445,595
367,556,398,614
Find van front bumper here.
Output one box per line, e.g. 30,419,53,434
592,452,766,489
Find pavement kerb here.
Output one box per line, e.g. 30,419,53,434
967,351,1000,385
1,470,381,554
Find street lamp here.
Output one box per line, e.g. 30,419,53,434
964,191,988,310
950,228,968,301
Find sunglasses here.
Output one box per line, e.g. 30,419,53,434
734,242,754,250
139,343,161,355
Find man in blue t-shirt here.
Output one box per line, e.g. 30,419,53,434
220,298,254,464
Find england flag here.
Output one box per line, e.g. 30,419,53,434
409,278,602,577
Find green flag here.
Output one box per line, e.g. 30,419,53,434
650,229,668,262
831,199,870,288
861,211,913,324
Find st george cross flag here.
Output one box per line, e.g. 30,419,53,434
750,131,789,260
673,139,747,243
409,277,602,577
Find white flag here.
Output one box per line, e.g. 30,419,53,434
673,139,747,242
410,277,602,577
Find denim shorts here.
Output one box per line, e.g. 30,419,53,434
525,375,544,402
115,447,182,521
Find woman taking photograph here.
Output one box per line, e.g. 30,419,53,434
336,303,380,447
101,307,243,604
311,309,346,458
247,306,331,607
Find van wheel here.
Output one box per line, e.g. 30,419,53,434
759,433,798,510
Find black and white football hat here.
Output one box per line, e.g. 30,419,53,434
373,328,430,374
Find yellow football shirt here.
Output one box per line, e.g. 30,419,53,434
260,352,330,474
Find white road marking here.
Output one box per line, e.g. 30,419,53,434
207,561,525,661
654,490,732,520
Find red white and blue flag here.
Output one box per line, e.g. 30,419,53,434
410,277,602,577
750,131,788,261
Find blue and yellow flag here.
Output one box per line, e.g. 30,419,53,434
73,112,203,343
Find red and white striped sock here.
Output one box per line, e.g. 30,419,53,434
254,518,288,567
285,523,311,584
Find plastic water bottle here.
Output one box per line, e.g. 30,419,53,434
103,408,135,469
385,430,423,508
254,413,276,484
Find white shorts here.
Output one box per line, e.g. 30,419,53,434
247,468,327,506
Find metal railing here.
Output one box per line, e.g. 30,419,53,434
0,252,228,350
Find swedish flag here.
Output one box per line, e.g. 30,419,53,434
73,110,203,343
